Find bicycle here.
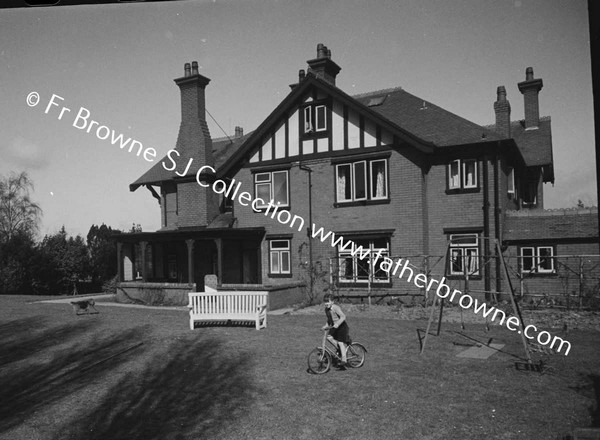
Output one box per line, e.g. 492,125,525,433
307,329,367,374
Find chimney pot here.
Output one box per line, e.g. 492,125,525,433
526,67,534,81
184,63,191,77
299,69,305,81
317,43,326,59
497,86,506,101
234,126,243,138
191,61,199,76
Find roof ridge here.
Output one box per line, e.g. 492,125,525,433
352,86,403,99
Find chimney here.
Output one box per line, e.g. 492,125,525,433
173,61,212,165
493,86,511,138
171,61,218,227
234,126,243,138
306,43,341,85
518,67,543,129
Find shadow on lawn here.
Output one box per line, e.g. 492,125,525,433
0,316,147,435
55,338,255,440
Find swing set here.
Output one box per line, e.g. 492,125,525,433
418,236,543,371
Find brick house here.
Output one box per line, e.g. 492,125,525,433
116,44,597,307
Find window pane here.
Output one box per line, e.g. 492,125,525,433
507,167,515,194
450,248,463,274
337,165,352,201
272,171,288,205
271,240,289,249
371,160,387,199
449,160,460,189
450,234,478,247
538,247,553,271
521,247,534,272
373,253,390,281
255,173,271,182
316,105,326,130
463,160,477,188
281,251,290,273
270,252,280,273
304,106,312,132
255,183,271,204
465,248,479,275
372,238,388,250
340,256,354,281
356,257,369,280
354,162,366,200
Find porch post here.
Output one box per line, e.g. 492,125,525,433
117,242,123,282
140,241,147,281
215,238,223,287
186,239,195,284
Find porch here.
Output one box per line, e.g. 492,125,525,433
116,227,265,304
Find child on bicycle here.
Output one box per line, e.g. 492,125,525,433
321,294,351,368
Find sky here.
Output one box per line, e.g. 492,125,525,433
0,0,595,238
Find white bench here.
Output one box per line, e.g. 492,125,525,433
187,291,268,330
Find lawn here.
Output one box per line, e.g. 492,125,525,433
0,295,598,440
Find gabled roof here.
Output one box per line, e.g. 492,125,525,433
353,88,503,147
129,131,252,191
218,74,442,177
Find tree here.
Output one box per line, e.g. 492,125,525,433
87,224,121,284
34,227,91,295
0,230,36,294
0,172,42,243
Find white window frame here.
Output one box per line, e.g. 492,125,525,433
370,159,388,200
462,160,478,188
448,160,461,189
507,167,515,195
303,106,313,133
449,233,479,276
269,240,291,275
448,159,478,190
253,170,289,209
337,238,390,284
315,105,327,131
336,159,388,203
521,246,555,274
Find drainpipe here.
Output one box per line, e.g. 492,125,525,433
482,157,491,301
494,145,502,301
299,164,314,301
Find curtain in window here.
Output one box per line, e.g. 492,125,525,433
375,167,385,197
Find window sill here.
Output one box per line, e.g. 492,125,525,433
337,282,393,288
334,199,391,208
253,205,290,213
446,187,480,195
520,272,557,278
446,275,482,280
268,273,293,279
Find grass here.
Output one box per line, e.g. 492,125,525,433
0,295,599,440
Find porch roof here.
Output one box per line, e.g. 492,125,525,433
116,226,265,243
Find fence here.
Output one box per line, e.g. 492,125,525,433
324,252,600,310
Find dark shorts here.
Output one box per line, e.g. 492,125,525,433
329,321,351,344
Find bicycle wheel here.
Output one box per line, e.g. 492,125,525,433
346,343,366,368
307,348,331,374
